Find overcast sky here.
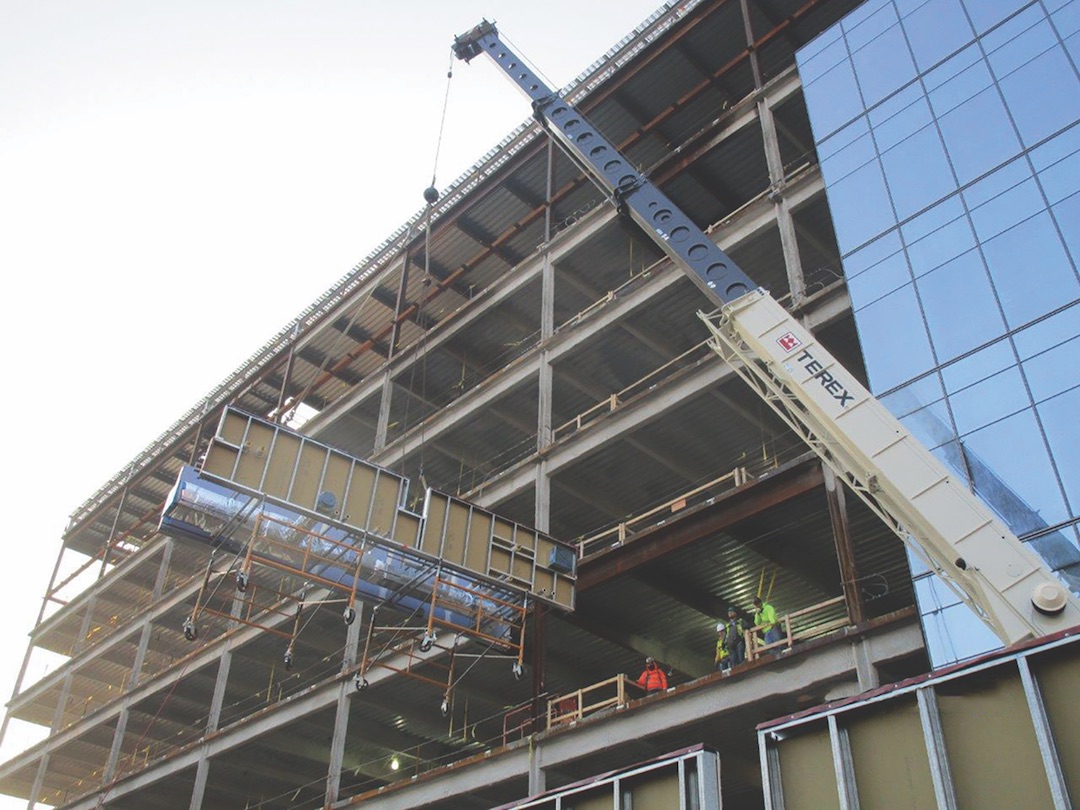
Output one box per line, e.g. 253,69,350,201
0,0,670,801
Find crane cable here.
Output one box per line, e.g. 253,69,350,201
430,49,456,192
408,49,456,492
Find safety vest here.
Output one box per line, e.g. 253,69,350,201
637,665,667,692
755,602,778,632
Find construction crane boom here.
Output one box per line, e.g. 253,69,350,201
453,20,1080,645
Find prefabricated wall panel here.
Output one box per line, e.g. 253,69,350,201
495,745,720,810
421,491,575,609
204,407,410,540
202,407,575,609
759,632,1079,810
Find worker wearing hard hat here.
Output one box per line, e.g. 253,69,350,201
715,606,746,672
635,656,668,693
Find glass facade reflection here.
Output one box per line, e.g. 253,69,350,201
797,0,1080,667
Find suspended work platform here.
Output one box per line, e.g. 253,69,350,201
158,407,576,676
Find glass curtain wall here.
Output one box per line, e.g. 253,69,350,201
796,0,1080,666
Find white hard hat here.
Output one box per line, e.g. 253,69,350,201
716,622,724,633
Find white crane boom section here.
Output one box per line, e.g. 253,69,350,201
453,20,1080,644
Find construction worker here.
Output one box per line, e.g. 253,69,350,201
713,623,731,672
752,596,782,650
715,606,745,671
636,656,668,693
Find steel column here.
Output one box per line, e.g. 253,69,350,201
1017,655,1072,809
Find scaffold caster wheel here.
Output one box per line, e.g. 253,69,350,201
182,618,198,642
284,648,294,671
440,699,449,717
235,571,249,593
512,662,524,680
419,633,435,653
343,606,356,625
355,676,369,692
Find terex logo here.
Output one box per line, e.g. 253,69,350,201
776,332,801,353
795,349,855,407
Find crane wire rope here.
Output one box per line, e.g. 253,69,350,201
404,49,457,494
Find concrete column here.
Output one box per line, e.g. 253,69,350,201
28,591,101,805
536,138,556,532
103,541,175,785
528,739,545,796
823,464,865,625
758,97,807,305
374,371,394,453
325,607,364,805
189,585,244,810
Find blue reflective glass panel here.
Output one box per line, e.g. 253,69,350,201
847,246,912,308
1067,30,1080,68
927,56,994,119
869,84,932,152
827,159,897,253
901,397,960,451
949,364,1029,436
916,574,963,610
802,55,864,139
998,44,1080,147
901,0,974,71
882,371,947,420
964,408,1070,533
796,25,847,83
881,125,956,221
917,250,1006,361
937,88,1021,185
852,23,918,109
1036,387,1080,515
1053,2,1080,36
941,339,1015,394
932,439,971,484
1013,302,1080,361
1030,126,1080,205
982,212,1079,328
905,208,977,277
1018,321,1080,404
968,175,1043,242
854,282,937,391
984,10,1056,77
963,0,1027,36
901,195,966,246
1051,192,1080,269
818,119,877,186
843,0,897,50
920,596,1002,665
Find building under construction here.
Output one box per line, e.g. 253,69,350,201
4,0,1080,808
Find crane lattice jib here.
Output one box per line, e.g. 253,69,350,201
453,20,1080,644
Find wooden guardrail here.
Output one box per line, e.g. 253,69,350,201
577,466,751,558
546,673,639,729
744,595,849,661
552,339,714,443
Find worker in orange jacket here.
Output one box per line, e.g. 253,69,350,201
636,656,668,693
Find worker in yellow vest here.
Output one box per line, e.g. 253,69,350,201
752,596,782,650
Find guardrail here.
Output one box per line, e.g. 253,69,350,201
552,339,714,443
546,673,642,728
577,466,751,558
744,595,849,661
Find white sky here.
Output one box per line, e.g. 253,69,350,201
0,0,668,804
